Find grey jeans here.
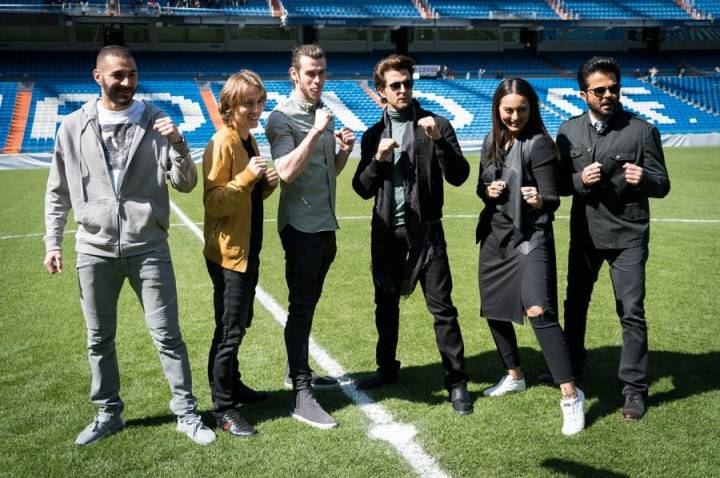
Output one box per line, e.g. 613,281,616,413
76,249,197,417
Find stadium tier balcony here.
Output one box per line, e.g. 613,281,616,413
428,0,558,19
561,0,690,19
280,0,420,18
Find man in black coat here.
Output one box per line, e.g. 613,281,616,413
352,54,472,415
550,56,670,421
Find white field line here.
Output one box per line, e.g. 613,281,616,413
168,200,449,478
5,214,718,241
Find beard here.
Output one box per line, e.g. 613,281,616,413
103,80,136,107
589,98,617,120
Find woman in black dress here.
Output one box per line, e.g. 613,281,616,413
477,78,585,436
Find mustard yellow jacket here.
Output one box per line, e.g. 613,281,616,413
203,125,276,272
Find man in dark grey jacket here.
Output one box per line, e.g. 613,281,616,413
43,46,215,446
549,57,670,422
352,54,472,415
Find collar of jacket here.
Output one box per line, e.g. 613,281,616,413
79,98,156,131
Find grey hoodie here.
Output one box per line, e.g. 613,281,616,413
44,98,197,257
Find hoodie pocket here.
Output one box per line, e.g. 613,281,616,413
77,198,118,241
122,199,166,241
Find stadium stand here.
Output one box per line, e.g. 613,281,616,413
280,0,421,18
654,75,720,114
0,82,19,152
428,0,557,19
691,0,720,17
561,0,690,19
8,75,720,153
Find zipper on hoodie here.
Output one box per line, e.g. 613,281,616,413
89,113,123,257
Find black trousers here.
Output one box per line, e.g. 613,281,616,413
564,242,649,396
280,225,336,391
487,314,574,384
374,224,468,390
206,256,259,417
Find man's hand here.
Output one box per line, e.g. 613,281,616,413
486,180,506,199
334,127,356,154
265,167,279,187
375,138,399,162
313,108,334,133
417,116,441,140
247,156,268,178
521,186,543,210
623,163,644,185
43,250,63,274
581,161,603,186
153,116,183,145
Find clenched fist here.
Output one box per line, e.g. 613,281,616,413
247,156,267,178
153,116,183,144
417,116,441,140
375,138,399,162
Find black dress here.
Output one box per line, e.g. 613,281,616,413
476,132,560,325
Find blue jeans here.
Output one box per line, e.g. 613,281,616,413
280,225,336,391
76,249,197,417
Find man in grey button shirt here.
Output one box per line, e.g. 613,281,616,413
265,44,355,429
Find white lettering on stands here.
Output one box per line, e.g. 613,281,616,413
413,90,474,129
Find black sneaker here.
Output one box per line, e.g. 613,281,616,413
234,381,270,405
449,384,473,415
216,411,257,437
622,393,646,422
291,389,337,429
356,370,398,391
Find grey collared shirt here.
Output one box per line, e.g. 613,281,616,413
265,92,339,233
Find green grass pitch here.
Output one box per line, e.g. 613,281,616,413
0,147,718,477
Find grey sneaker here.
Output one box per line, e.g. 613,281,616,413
176,413,216,445
284,368,339,390
291,389,337,429
75,412,124,446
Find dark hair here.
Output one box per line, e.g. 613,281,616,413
291,44,325,71
577,56,621,91
486,77,555,168
373,54,416,91
96,45,133,67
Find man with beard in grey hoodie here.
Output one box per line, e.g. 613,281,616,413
43,45,215,446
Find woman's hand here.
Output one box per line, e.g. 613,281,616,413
486,180,506,199
521,186,543,210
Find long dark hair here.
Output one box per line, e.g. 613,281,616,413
486,77,554,168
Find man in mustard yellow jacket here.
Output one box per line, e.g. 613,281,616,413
202,70,278,437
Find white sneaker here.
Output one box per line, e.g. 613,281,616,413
75,411,124,446
176,413,216,445
561,388,585,436
483,375,527,397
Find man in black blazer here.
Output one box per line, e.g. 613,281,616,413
551,56,670,421
352,54,472,415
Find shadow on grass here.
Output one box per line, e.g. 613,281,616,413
125,346,719,432
540,458,630,477
349,345,720,427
